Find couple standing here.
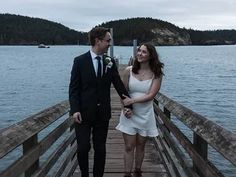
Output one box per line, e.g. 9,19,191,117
69,27,164,177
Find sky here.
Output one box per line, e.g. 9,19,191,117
1,0,236,32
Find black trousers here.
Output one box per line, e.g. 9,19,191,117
75,118,109,177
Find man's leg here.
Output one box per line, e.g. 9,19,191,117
75,123,91,177
92,120,109,177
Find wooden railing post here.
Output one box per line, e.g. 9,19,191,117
163,107,171,147
164,107,170,119
23,134,39,177
133,39,137,58
70,122,77,160
109,28,114,58
193,133,208,177
164,107,171,132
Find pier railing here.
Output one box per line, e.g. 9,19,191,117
153,92,236,177
0,100,77,177
0,93,235,177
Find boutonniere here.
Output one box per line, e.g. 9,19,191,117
104,56,113,73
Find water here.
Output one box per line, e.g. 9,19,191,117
0,45,236,176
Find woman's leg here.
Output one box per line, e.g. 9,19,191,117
134,134,147,176
123,133,136,176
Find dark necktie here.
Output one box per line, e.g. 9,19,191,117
96,56,102,79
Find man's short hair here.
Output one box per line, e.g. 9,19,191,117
89,27,110,46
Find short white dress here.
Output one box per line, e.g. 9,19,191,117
116,69,159,137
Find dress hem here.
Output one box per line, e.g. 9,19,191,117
116,124,159,137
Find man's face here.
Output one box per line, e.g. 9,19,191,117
97,32,112,54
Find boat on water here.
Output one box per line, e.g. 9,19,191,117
38,44,50,48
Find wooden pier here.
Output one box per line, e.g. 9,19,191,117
0,66,235,177
72,87,168,177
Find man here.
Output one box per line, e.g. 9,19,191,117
69,27,132,177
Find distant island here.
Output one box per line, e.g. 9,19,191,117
0,13,236,46
0,14,87,45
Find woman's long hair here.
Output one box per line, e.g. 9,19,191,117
132,43,164,78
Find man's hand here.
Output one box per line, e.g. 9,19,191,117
72,112,82,123
123,108,133,118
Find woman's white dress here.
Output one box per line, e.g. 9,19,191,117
116,69,159,137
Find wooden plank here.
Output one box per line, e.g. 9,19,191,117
155,115,198,177
0,100,69,158
23,134,39,177
73,171,169,177
32,131,76,177
72,89,169,176
154,104,223,177
0,116,73,177
155,93,236,166
63,154,78,177
53,142,77,177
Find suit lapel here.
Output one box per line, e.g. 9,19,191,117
85,51,97,79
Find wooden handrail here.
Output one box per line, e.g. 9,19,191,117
154,92,236,165
0,100,69,158
1,91,235,177
0,100,75,177
154,92,236,177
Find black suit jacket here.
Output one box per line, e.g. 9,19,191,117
69,51,131,122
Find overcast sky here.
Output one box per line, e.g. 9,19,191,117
1,0,236,32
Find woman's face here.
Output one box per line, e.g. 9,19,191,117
137,45,150,63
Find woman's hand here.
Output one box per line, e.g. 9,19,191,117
122,94,134,106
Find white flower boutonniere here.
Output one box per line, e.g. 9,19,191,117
104,56,113,73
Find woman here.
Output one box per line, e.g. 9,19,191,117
116,43,164,177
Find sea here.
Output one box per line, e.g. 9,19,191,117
0,45,236,176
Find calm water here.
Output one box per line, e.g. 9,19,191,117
0,45,236,176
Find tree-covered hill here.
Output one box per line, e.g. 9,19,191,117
188,29,236,45
0,13,88,45
0,14,235,45
98,17,192,45
98,17,236,45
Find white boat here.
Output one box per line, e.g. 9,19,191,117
38,44,50,48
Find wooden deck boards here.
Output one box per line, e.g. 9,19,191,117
72,86,169,177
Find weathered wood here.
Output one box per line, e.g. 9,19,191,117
0,116,73,177
64,154,78,177
32,131,76,177
53,142,77,177
153,136,182,177
193,133,208,177
155,92,236,166
193,133,208,159
109,28,114,58
155,114,198,177
0,100,69,158
154,103,223,177
70,91,169,177
23,134,39,177
133,39,137,57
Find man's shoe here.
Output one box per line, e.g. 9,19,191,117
133,168,143,177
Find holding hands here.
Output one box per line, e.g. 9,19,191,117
122,94,134,118
122,94,135,106
123,108,132,118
